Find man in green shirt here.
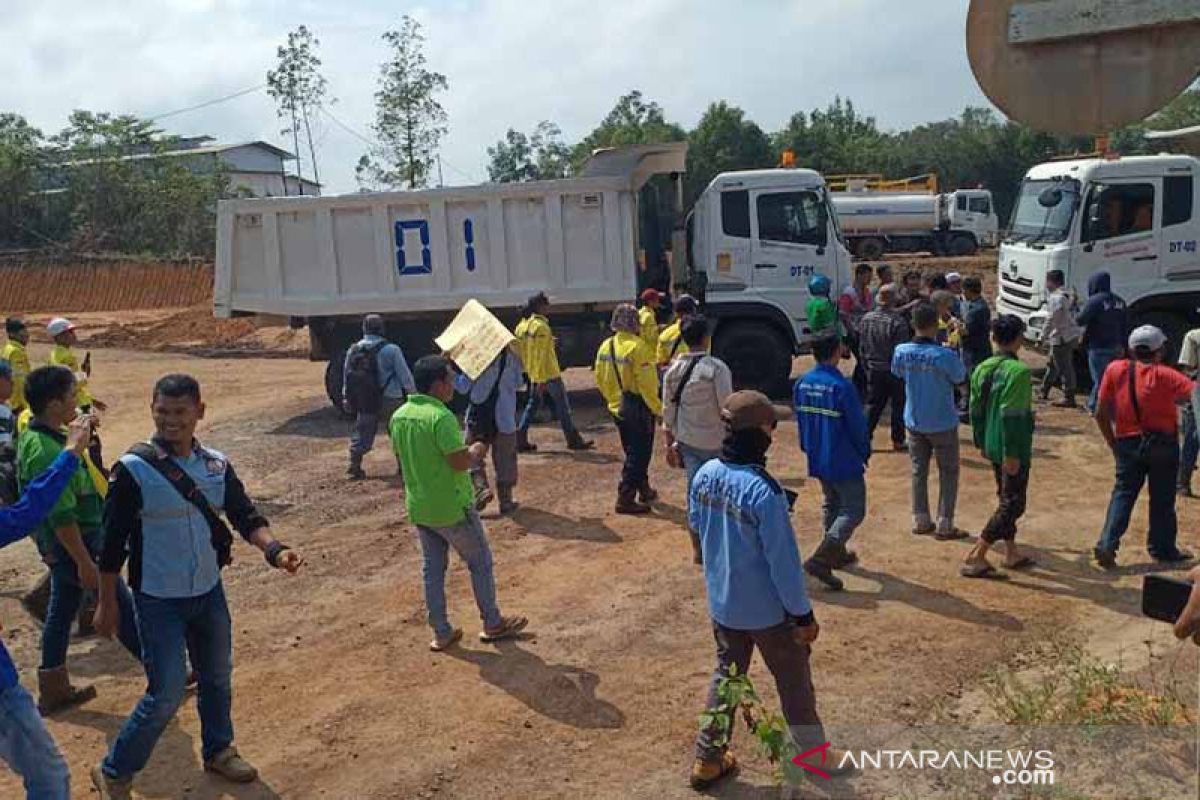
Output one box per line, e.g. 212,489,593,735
17,366,141,714
389,355,528,652
805,274,838,336
962,315,1036,579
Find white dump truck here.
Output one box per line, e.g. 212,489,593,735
831,188,999,259
995,153,1200,359
214,143,853,403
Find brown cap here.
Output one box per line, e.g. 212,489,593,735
721,390,791,432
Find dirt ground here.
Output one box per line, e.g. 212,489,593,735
0,337,1196,800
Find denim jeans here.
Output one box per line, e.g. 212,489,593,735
1097,436,1181,558
0,683,70,799
1087,347,1124,412
1180,403,1198,487
103,583,235,778
1042,339,1079,396
349,411,379,458
819,477,867,544
518,377,579,439
907,427,960,533
678,442,720,527
416,510,503,640
42,539,141,670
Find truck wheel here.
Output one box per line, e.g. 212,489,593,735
325,349,351,417
856,238,885,260
1136,311,1189,365
714,322,792,398
949,234,977,256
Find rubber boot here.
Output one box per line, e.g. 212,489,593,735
688,529,703,565
637,480,659,504
38,666,97,715
804,539,845,591
21,571,51,623
566,431,595,451
498,485,519,515
615,486,651,515
471,469,494,511
347,453,365,481
516,429,537,453
829,540,859,568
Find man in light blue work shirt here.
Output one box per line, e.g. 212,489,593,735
891,303,969,540
688,391,847,791
453,344,524,515
343,314,416,480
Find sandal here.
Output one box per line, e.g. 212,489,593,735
1005,556,1037,570
960,563,1008,580
480,616,528,643
430,628,463,652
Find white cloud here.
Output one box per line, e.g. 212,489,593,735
1,0,992,193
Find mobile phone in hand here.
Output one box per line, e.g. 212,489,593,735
1142,575,1193,623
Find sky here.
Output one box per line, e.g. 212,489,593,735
2,0,994,195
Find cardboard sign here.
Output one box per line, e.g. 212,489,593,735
435,299,516,380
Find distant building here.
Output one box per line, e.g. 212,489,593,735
47,136,321,197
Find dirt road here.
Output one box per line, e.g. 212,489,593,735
0,345,1195,799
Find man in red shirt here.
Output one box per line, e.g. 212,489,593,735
1094,325,1196,569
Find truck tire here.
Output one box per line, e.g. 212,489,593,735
1135,310,1189,365
714,322,793,398
325,349,351,417
949,234,977,256
856,237,885,260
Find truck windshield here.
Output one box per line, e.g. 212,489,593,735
823,189,846,246
1006,178,1080,244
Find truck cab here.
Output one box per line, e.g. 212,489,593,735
689,169,852,394
948,188,1000,248
996,154,1200,355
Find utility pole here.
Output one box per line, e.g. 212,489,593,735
437,155,444,187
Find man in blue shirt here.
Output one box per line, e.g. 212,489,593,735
1075,271,1129,413
93,374,303,799
454,344,525,514
795,333,871,590
892,303,968,540
343,314,416,480
688,391,846,789
0,417,92,800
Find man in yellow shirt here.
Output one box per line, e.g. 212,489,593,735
638,289,664,351
515,293,594,453
2,317,31,413
595,304,662,514
656,295,700,368
46,317,107,472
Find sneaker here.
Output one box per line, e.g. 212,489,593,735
911,524,936,536
430,628,463,652
203,746,258,784
690,752,738,790
1152,549,1195,564
91,765,133,800
1093,547,1118,570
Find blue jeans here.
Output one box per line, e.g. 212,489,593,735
1097,436,1181,558
0,683,70,799
518,377,579,439
819,477,867,544
103,583,235,778
416,511,503,640
1087,347,1123,412
1181,403,1198,485
41,540,141,670
678,443,720,527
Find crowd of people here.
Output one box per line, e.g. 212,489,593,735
2,262,1200,796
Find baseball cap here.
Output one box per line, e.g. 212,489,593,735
1128,324,1167,352
640,288,664,304
46,317,75,337
721,390,792,432
610,304,640,334
945,272,962,283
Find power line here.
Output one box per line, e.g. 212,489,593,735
319,104,480,184
147,83,266,123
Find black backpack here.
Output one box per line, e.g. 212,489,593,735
0,411,16,506
345,341,387,414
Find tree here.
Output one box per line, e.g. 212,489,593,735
773,97,890,175
486,121,571,182
685,101,774,204
357,15,449,190
571,90,685,168
0,114,45,246
266,25,330,193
